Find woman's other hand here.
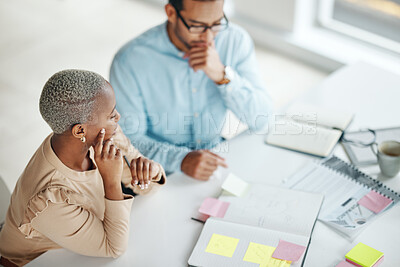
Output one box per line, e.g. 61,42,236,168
130,157,160,190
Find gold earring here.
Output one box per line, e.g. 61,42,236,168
80,136,86,143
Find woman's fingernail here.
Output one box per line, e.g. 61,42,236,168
101,128,105,133
145,184,148,189
110,137,113,142
134,180,138,185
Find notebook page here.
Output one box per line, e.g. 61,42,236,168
219,184,323,237
286,103,354,131
188,218,309,267
265,119,342,156
285,162,370,217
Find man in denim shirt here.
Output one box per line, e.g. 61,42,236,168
110,0,273,180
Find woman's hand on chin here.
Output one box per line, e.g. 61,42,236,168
94,128,124,200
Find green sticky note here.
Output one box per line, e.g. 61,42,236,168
243,242,291,267
345,243,384,267
205,233,239,257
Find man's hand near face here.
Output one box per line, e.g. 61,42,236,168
185,41,225,83
181,150,228,180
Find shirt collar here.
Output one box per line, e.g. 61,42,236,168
161,21,185,58
42,134,98,181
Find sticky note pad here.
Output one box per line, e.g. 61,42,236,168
243,242,291,267
345,242,384,267
221,173,250,197
358,190,393,214
205,233,239,257
335,260,355,267
199,197,230,218
272,239,306,262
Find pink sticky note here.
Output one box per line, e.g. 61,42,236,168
346,256,384,267
272,240,306,262
358,191,393,214
198,197,230,218
335,260,355,267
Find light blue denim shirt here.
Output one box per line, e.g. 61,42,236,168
110,22,273,174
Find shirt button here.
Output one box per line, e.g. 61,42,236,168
194,112,199,118
192,88,197,93
197,139,201,144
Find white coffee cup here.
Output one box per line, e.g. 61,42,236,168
371,140,400,177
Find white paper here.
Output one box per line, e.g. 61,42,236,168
219,184,323,237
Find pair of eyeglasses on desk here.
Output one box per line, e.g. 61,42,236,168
341,128,377,147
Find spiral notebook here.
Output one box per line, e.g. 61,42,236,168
284,156,400,239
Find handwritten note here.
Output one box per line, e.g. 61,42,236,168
205,233,239,257
243,242,291,267
243,242,275,264
272,239,306,262
358,190,393,214
199,197,230,218
222,173,250,197
260,255,291,267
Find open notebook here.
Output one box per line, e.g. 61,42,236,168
265,104,354,157
188,184,323,267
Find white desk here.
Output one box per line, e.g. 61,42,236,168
28,62,400,266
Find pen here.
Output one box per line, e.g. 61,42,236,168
123,155,130,168
191,217,205,224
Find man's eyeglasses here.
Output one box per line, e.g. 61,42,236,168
173,6,229,34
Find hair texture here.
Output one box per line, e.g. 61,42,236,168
39,69,108,134
169,0,219,11
169,0,184,10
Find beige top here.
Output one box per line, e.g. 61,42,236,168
0,126,166,266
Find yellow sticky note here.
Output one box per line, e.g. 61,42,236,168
243,242,291,267
345,243,384,267
259,258,291,267
205,233,239,257
259,256,292,267
243,242,276,264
